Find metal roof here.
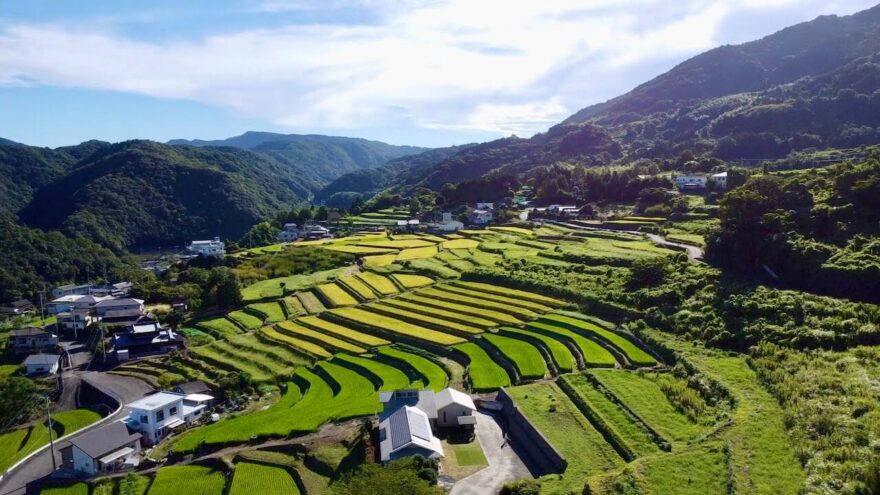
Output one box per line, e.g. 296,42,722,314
70,421,141,459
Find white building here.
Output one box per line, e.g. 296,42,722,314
64,421,142,476
47,294,110,315
187,237,225,257
302,224,332,240
125,392,209,445
51,284,93,299
673,175,708,190
469,209,493,225
433,212,464,233
94,298,145,318
277,223,299,242
24,353,60,376
476,202,495,211
434,388,478,427
712,171,728,190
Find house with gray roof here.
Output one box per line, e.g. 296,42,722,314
61,421,142,476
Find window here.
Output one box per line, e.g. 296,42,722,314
169,406,177,416
140,415,149,423
156,410,165,422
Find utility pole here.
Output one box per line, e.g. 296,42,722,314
46,395,57,471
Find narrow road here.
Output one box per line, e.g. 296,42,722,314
0,374,153,495
449,412,531,495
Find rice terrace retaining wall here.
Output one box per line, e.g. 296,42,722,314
496,388,567,475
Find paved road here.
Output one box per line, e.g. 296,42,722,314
0,374,153,495
449,412,531,495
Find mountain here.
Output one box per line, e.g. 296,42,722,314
169,131,428,191
315,144,475,208
18,140,313,249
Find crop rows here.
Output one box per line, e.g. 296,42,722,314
229,462,299,495
356,272,398,295
376,346,448,391
298,316,390,347
276,321,366,354
481,334,546,379
364,302,484,335
328,307,465,346
316,283,359,307
337,276,378,300
259,326,333,359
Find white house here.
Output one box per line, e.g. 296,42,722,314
433,212,464,233
302,225,332,240
47,294,110,315
378,405,444,462
434,388,478,427
673,175,708,190
469,209,493,225
56,308,94,334
64,421,142,476
94,298,145,318
24,353,60,376
277,223,299,242
712,171,728,190
187,237,225,257
125,391,210,445
51,284,93,299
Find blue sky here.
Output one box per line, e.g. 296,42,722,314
0,0,876,148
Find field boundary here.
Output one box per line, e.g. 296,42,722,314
496,388,567,475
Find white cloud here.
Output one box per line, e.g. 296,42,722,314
0,0,871,141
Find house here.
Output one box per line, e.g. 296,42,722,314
302,224,332,240
125,391,212,445
24,353,60,376
712,171,728,190
51,284,93,299
47,294,110,315
112,320,184,360
94,298,145,318
56,308,94,335
673,175,708,190
432,212,464,233
277,223,299,242
173,380,212,396
187,237,225,257
101,310,148,328
0,299,35,317
377,388,477,462
476,202,495,211
9,327,58,354
62,421,142,476
469,209,493,225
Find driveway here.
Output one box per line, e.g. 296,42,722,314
0,373,153,495
449,411,531,495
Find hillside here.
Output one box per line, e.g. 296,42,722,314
18,140,313,249
170,131,427,191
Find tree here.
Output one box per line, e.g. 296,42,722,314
215,274,242,309
628,257,669,288
238,222,280,248
332,459,442,495
315,206,329,221
0,377,41,428
500,479,541,495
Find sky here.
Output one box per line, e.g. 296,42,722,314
0,0,876,148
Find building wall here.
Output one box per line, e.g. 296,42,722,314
436,404,473,427
128,399,184,446
72,445,98,476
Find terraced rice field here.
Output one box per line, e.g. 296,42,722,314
227,310,264,330
260,326,333,359
297,316,390,347
241,267,348,301
363,254,398,268
396,246,440,261
337,276,377,300
481,334,546,379
282,296,306,317
229,462,299,495
453,342,511,391
364,302,483,335
499,327,575,373
398,293,522,325
506,382,624,494
527,321,618,367
332,353,411,391
196,317,243,336
297,291,326,314
415,287,539,319
488,226,534,236
356,272,398,296
376,346,448,391
324,245,397,255
360,239,435,249
441,239,479,249
316,283,359,307
391,274,434,288
379,298,497,328
329,307,465,346
190,337,301,382
277,321,366,354
543,314,656,366
246,302,286,322
454,281,565,307
434,284,553,312
148,465,226,495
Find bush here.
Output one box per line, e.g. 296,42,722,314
500,479,541,495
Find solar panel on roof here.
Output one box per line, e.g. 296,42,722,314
389,408,413,449
407,409,432,441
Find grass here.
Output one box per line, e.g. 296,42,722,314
560,373,660,457
316,283,359,307
277,321,366,354
246,302,286,323
391,274,434,289
40,483,90,495
398,293,522,325
227,310,264,330
328,307,465,346
415,287,539,319
356,272,398,296
587,369,710,445
297,316,390,347
376,346,448,391
332,353,412,391
365,302,484,335
229,462,299,495
195,317,243,337
441,239,479,249
396,246,440,261
241,267,348,301
147,465,226,495
527,321,617,367
481,334,547,379
434,284,553,312
542,314,656,366
453,342,511,391
296,291,326,314
499,327,575,373
337,276,377,300
260,326,333,359
505,382,623,494
450,442,487,466
0,409,102,473
455,281,565,307
379,298,497,328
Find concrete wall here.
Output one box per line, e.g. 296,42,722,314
496,388,567,475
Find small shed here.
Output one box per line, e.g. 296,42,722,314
24,353,60,376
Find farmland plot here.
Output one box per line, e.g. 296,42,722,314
376,346,448,391
356,272,398,296
297,291,326,314
148,465,226,495
527,321,617,367
196,317,243,337
364,302,484,335
415,287,539,319
337,276,377,300
0,409,101,473
391,274,434,289
276,321,366,354
454,281,565,307
499,327,575,373
453,342,511,391
229,462,299,495
433,284,552,312
329,307,465,346
260,326,332,359
398,293,522,325
481,334,547,379
316,283,359,307
332,353,411,391
298,316,389,347
379,298,497,328
246,302,286,323
227,310,263,330
542,314,656,366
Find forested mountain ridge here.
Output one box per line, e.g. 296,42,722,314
169,131,428,191
17,140,313,249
